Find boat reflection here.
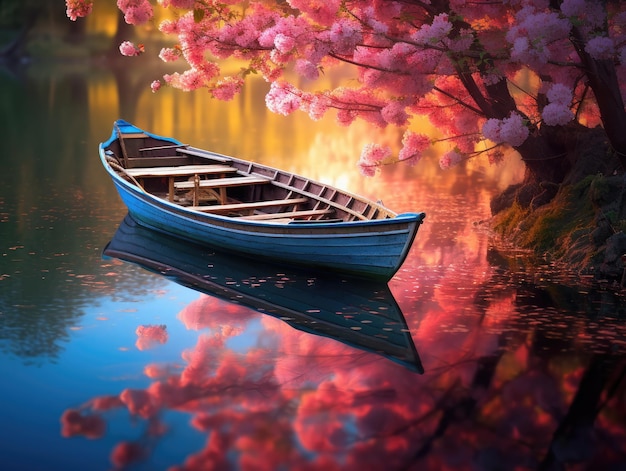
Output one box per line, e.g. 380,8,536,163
104,214,423,373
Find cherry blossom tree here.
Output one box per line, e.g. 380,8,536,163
66,0,626,207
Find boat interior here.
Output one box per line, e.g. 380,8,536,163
103,126,396,223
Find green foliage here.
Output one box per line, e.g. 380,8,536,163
26,33,111,59
493,201,529,238
493,178,598,257
537,185,595,254
0,1,28,29
588,173,612,205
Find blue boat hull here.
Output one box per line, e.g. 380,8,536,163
100,121,425,281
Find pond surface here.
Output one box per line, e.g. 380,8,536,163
1,62,625,471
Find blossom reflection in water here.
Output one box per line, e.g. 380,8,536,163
60,212,626,470
135,324,168,351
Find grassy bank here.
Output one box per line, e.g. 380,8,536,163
492,174,626,281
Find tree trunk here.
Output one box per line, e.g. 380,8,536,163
108,10,135,59
64,14,86,43
539,355,625,470
571,27,626,168
516,132,570,184
583,60,626,165
0,10,37,60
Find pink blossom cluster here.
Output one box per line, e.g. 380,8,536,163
333,88,389,128
357,143,392,176
171,14,215,67
381,101,409,126
219,11,272,50
541,105,573,127
420,75,484,153
159,0,195,8
265,82,302,116
65,0,93,21
117,0,153,25
412,14,452,46
360,5,390,35
560,0,589,18
482,112,529,147
439,150,464,170
119,41,143,57
560,0,625,66
163,68,210,92
506,8,571,67
257,15,311,61
273,34,295,54
542,83,574,126
158,47,181,63
67,0,626,175
561,0,606,33
211,76,245,101
287,0,341,26
546,83,573,105
303,94,331,121
584,36,615,60
294,59,319,80
398,131,430,166
328,19,363,55
447,29,475,53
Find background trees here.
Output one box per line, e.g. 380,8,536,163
0,1,42,60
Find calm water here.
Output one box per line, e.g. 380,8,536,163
1,62,625,471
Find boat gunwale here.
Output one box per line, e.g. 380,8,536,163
108,170,424,236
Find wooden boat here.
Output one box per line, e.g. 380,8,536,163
100,119,425,281
104,214,424,373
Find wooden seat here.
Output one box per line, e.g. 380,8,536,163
174,175,270,205
173,175,269,190
125,165,236,178
239,208,333,220
125,165,238,202
190,197,308,214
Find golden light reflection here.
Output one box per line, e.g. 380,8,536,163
87,77,119,134
86,1,171,38
86,1,120,37
90,70,525,197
